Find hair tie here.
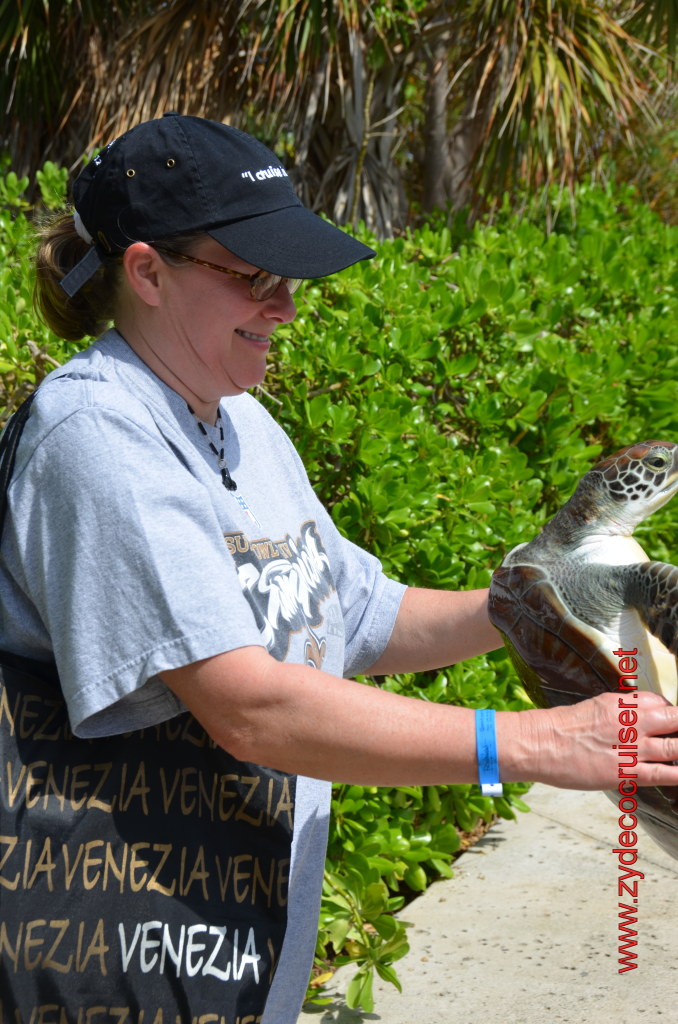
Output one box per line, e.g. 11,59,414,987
73,210,93,245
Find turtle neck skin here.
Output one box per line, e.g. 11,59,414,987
523,474,630,558
509,441,678,565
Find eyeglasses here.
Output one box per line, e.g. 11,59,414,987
154,247,302,302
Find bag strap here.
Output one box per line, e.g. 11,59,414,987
0,392,61,685
0,391,38,542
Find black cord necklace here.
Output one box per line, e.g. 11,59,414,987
187,403,237,491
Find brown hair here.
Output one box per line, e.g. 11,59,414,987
33,215,210,342
33,213,123,341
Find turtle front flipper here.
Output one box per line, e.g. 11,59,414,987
622,560,678,655
605,560,678,704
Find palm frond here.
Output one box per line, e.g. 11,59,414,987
449,0,659,212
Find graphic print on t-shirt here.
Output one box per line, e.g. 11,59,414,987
225,520,339,669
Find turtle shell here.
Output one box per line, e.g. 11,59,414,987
489,562,622,707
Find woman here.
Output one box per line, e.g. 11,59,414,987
2,113,677,1022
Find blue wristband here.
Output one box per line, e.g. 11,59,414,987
475,708,503,797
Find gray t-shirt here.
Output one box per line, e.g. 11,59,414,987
0,329,405,1021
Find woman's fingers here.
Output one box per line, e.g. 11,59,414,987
517,690,678,790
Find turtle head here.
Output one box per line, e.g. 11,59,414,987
578,440,678,532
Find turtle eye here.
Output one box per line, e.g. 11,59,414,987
644,452,669,471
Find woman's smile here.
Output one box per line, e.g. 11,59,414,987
235,328,271,346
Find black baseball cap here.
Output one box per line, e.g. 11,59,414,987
60,113,375,297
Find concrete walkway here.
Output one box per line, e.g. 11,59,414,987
298,784,678,1024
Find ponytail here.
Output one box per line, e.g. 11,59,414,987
33,213,122,342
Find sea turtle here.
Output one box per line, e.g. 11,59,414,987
488,440,678,860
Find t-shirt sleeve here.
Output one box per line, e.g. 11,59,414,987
6,401,265,737
270,426,406,678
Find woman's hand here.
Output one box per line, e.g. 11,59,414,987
498,690,678,790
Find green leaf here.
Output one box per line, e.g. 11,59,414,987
375,961,403,991
346,968,374,1012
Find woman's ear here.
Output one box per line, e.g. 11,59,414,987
122,242,165,307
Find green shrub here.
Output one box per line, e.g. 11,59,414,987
0,160,77,417
2,166,677,1011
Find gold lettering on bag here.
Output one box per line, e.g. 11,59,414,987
147,844,175,896
0,918,108,976
2,760,116,813
0,834,19,889
33,701,64,741
234,776,263,827
23,836,56,890
116,762,150,814
42,919,72,973
0,683,71,742
213,855,289,907
178,845,210,900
